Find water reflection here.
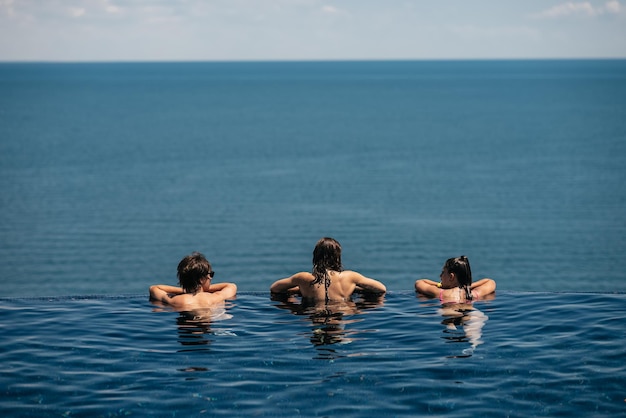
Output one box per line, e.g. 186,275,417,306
150,301,234,355
418,294,494,358
175,311,214,352
272,293,384,360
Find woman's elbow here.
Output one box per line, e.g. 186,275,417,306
414,281,431,295
473,279,496,299
483,278,496,292
269,282,283,294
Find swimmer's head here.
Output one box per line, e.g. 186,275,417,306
312,237,343,273
444,256,473,297
177,252,214,294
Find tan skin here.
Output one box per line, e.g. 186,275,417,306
270,270,386,302
149,276,237,311
415,267,496,302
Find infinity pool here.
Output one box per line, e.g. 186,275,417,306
1,292,624,416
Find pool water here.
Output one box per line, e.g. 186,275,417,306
1,291,624,416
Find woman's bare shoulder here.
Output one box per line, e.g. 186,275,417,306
340,270,370,280
293,271,316,283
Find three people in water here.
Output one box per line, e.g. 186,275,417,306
149,237,496,309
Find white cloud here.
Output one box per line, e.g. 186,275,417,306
68,7,86,18
532,1,622,19
104,5,121,15
605,0,622,13
449,24,542,42
1,0,125,23
534,2,597,18
320,4,348,17
0,0,15,17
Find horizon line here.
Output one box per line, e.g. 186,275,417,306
1,57,626,65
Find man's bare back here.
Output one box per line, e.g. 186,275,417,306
149,283,237,310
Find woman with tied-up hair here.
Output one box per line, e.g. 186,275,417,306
415,256,496,303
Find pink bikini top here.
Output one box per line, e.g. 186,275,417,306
439,289,475,304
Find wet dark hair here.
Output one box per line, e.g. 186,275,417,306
177,252,212,294
444,255,473,300
311,237,343,303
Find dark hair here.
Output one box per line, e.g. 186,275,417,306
177,252,212,294
444,255,473,300
311,237,343,302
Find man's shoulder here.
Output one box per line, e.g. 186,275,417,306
183,293,227,309
196,292,225,302
164,293,193,309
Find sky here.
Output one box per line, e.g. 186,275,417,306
0,0,625,62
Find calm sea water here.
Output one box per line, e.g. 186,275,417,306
1,292,624,416
0,60,625,296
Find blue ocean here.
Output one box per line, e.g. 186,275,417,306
1,60,625,416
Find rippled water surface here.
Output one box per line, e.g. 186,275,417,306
1,60,625,416
1,292,624,416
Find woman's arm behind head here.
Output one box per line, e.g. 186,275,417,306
470,278,496,299
414,279,440,298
